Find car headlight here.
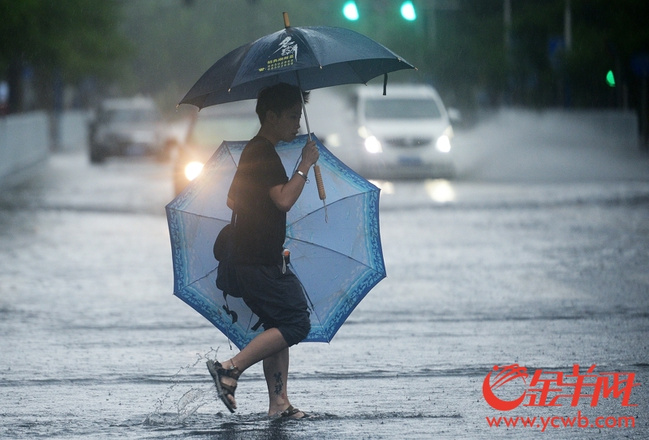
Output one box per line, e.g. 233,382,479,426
184,161,204,181
364,135,383,154
435,135,451,153
325,133,342,148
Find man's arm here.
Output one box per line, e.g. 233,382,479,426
269,140,319,212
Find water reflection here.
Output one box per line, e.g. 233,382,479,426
424,179,456,203
370,179,456,204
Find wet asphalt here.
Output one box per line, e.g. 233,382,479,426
1,114,649,439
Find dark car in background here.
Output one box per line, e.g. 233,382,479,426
173,100,259,195
88,97,167,164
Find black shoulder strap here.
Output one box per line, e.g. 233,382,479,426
229,171,238,227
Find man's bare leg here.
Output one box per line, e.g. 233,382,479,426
219,327,288,409
263,347,290,415
263,348,308,418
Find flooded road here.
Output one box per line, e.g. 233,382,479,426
1,118,649,439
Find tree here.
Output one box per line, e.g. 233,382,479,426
0,0,130,111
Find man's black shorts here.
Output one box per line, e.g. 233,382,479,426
235,264,311,347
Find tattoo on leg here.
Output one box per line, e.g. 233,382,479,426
273,372,284,396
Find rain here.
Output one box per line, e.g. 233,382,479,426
1,1,649,438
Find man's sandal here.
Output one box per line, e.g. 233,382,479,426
279,405,311,419
206,359,240,413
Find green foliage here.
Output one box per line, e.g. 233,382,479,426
118,0,648,111
3,0,648,112
0,0,130,81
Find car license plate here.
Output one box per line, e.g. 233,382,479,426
398,156,422,166
126,145,147,156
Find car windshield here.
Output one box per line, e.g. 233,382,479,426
190,116,259,151
104,108,159,124
364,98,442,120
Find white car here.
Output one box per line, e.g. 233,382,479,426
345,84,455,179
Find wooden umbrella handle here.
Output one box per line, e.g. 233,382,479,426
314,165,326,200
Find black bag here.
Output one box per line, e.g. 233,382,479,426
213,214,241,298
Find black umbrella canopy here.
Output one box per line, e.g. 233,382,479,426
180,14,415,109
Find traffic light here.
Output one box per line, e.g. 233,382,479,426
343,1,417,23
342,1,359,21
400,1,417,21
606,70,616,87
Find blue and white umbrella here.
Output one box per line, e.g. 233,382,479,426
165,135,385,349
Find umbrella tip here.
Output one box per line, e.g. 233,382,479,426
283,11,290,28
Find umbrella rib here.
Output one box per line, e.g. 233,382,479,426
324,60,372,84
288,195,378,233
223,143,239,169
185,267,218,290
285,236,376,271
299,285,326,341
167,207,231,222
293,191,375,217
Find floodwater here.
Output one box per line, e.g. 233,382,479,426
2,113,649,439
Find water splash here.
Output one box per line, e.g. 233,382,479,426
144,347,220,426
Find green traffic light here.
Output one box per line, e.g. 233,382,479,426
606,70,616,87
343,1,359,21
400,1,416,21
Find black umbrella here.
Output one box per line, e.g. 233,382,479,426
179,13,415,110
179,12,415,206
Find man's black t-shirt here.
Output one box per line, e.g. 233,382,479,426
228,136,287,265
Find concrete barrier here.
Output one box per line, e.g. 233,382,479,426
57,110,90,152
0,112,49,188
